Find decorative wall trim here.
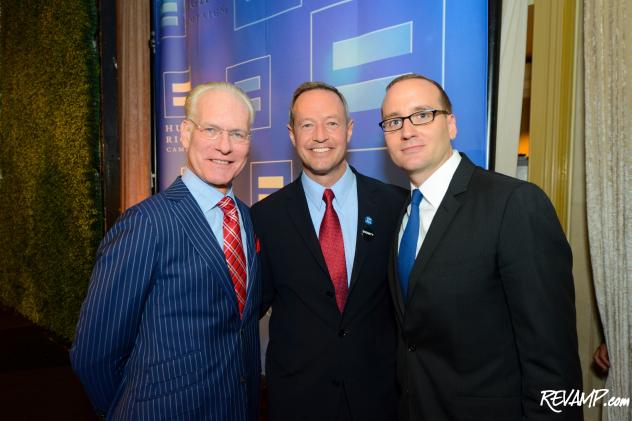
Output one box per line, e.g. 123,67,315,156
117,0,152,210
529,0,576,232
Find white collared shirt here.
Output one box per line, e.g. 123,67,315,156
397,150,462,256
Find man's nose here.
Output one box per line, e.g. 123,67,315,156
216,130,233,153
313,122,328,141
401,117,416,139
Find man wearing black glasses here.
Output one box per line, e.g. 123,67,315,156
380,74,583,421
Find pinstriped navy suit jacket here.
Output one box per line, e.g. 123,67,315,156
70,177,261,421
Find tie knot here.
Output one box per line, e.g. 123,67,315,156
217,196,236,214
411,189,423,206
322,189,335,206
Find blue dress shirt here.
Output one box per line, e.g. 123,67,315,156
182,168,249,281
301,164,358,285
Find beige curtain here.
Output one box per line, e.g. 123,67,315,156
494,0,528,176
584,1,632,420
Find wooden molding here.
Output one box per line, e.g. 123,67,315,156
116,0,152,211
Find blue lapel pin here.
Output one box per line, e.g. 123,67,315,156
362,215,374,241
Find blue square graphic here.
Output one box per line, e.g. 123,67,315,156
155,0,491,195
163,71,190,118
160,0,186,38
251,161,293,204
234,0,302,30
226,56,271,130
312,0,444,150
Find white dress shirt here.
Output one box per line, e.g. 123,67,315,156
397,150,462,256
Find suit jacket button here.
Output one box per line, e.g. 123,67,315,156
408,344,416,352
331,379,341,387
338,329,348,337
239,376,247,384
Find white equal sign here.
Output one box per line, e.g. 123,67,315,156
333,22,413,113
234,76,262,112
161,0,179,28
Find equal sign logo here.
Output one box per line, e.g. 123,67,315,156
160,0,186,38
226,55,271,130
163,70,191,118
333,22,413,113
310,0,438,151
234,76,262,113
250,160,293,203
257,176,284,201
171,80,191,108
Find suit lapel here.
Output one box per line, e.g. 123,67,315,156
348,173,374,292
405,155,475,301
285,178,330,277
164,178,238,308
391,198,409,320
236,199,256,279
236,198,257,320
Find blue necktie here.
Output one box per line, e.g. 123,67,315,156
398,189,423,300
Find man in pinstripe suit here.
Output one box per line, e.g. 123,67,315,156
71,82,261,420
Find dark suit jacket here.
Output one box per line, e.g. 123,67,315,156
71,177,261,421
389,154,583,421
251,169,407,421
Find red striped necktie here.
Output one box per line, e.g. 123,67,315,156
319,189,348,312
217,196,247,317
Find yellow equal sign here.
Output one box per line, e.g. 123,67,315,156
257,176,284,201
172,81,191,107
258,176,284,189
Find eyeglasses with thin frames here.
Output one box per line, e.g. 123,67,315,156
378,109,450,133
187,119,251,144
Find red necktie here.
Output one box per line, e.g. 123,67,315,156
217,196,247,317
319,189,348,312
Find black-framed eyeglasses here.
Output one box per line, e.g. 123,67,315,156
187,119,251,144
378,109,450,133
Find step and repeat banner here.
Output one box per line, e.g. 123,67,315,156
153,0,493,202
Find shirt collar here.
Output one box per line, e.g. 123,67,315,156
410,149,461,209
301,162,355,210
182,167,236,212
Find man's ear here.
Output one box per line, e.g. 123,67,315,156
180,119,192,150
345,119,354,144
447,114,457,140
288,124,297,148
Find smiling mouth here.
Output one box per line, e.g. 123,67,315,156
311,147,332,153
211,159,231,165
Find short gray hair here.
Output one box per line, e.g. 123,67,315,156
185,82,255,126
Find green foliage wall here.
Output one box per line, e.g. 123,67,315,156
0,0,101,341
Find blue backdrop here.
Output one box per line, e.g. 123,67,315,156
153,0,490,203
